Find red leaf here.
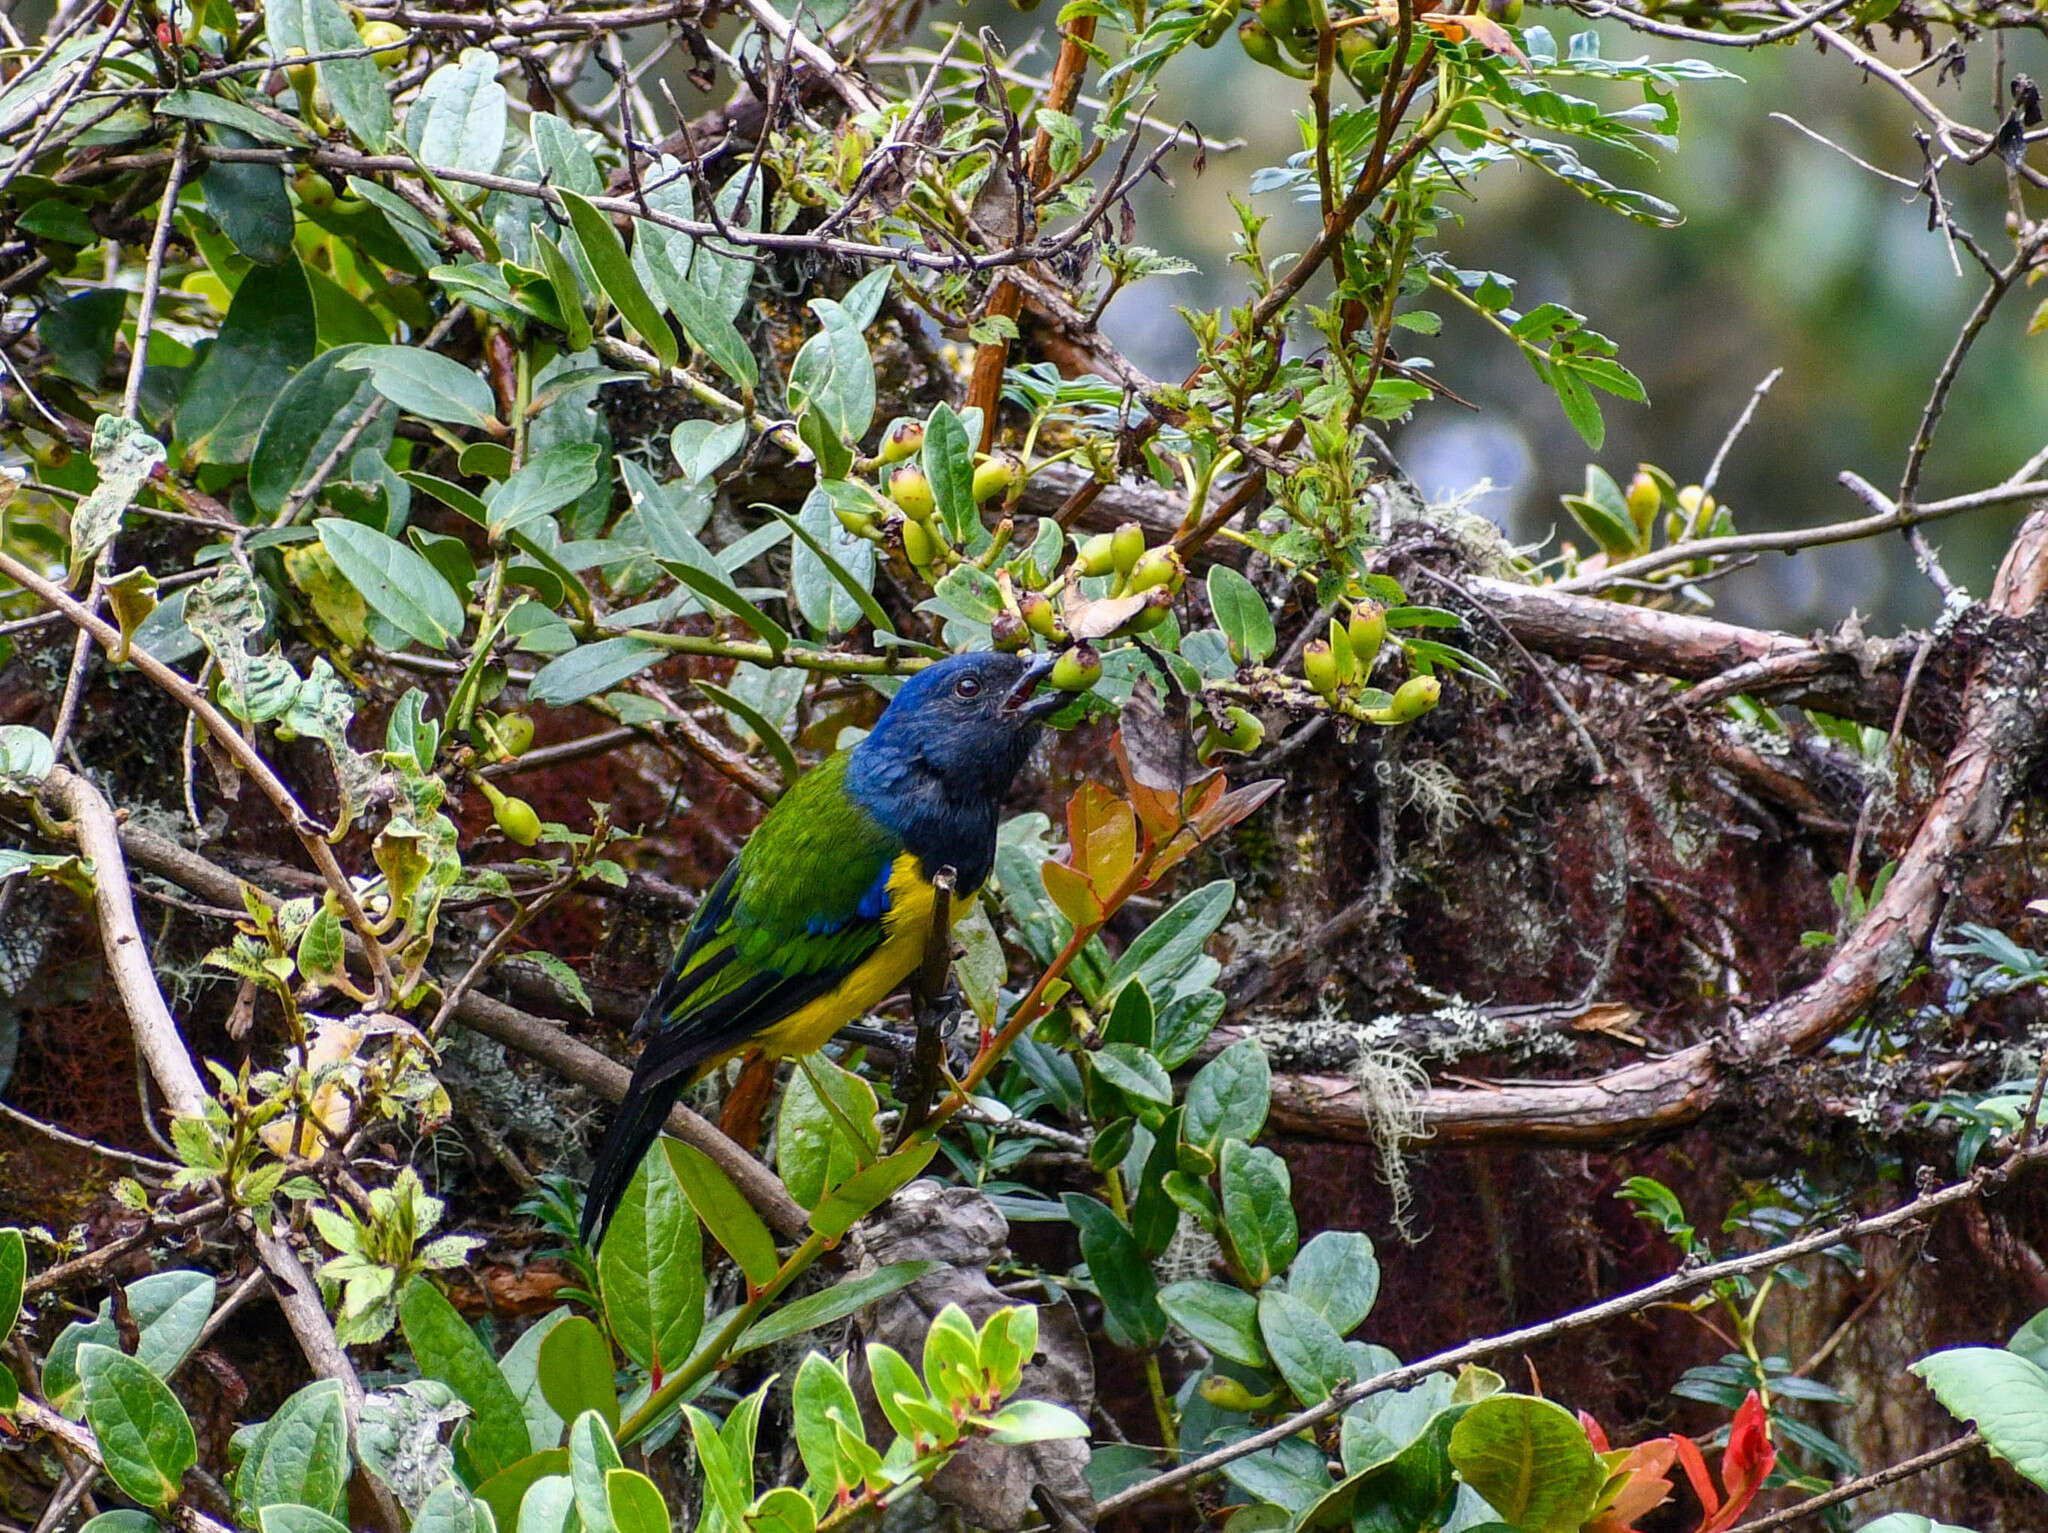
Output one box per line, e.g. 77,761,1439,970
1696,1392,1774,1533
1579,1410,1612,1454
1672,1433,1719,1529
1587,1439,1679,1533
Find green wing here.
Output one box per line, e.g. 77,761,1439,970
630,752,903,1077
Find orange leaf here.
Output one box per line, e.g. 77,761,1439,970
1671,1433,1719,1529
1190,777,1284,841
1417,7,1527,64
1066,781,1137,892
1587,1440,1679,1533
1041,859,1105,931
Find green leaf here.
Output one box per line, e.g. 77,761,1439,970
1062,1194,1165,1351
338,346,500,432
40,288,128,387
317,519,466,650
666,267,756,387
1219,1139,1296,1287
746,1486,817,1533
474,1451,569,1533
652,557,790,654
1258,1288,1353,1404
730,1261,939,1356
405,50,506,180
157,88,312,145
201,127,294,266
537,1317,618,1436
0,1229,21,1343
567,1411,623,1533
1914,1348,2048,1490
487,442,603,535
237,1378,350,1520
775,1054,878,1210
1446,1394,1606,1533
922,404,977,545
0,726,54,796
985,1399,1090,1444
1157,1280,1266,1368
1182,1039,1270,1158
250,345,391,517
495,1308,572,1454
670,417,747,484
1288,1231,1379,1337
398,1277,533,1485
264,0,393,148
1206,566,1274,666
787,297,875,447
414,1479,494,1533
1109,879,1234,991
2012,1308,2048,1371
257,1509,350,1533
792,1352,870,1497
1092,1043,1172,1113
176,253,316,465
694,678,799,781
664,1141,779,1292
808,1140,939,1239
125,1270,217,1380
1853,1518,1980,1533
780,490,881,639
605,1467,670,1533
689,171,762,322
77,1343,196,1512
559,191,677,372
531,227,593,352
79,1515,165,1533
527,637,667,706
596,1142,705,1377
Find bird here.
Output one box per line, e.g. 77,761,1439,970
579,648,1066,1249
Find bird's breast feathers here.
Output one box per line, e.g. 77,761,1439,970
749,852,980,1060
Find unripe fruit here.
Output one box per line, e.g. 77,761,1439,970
1120,586,1175,635
1198,706,1265,763
990,612,1029,652
833,501,878,539
1303,639,1340,699
1127,545,1184,595
889,464,936,522
1021,590,1068,642
482,712,534,761
283,46,317,108
1050,645,1103,692
1675,484,1714,526
1075,532,1117,577
479,779,543,845
901,516,938,571
879,418,925,464
292,168,335,210
1237,18,1311,76
1111,521,1146,579
972,452,1019,506
1386,674,1441,722
1348,602,1386,674
1199,1374,1278,1412
357,19,407,65
1625,470,1661,532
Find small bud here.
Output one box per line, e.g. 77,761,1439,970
1348,602,1386,675
1127,545,1184,595
879,418,925,464
1199,1374,1278,1412
889,464,936,522
1021,590,1068,641
1050,644,1103,692
1075,531,1117,577
1625,470,1661,533
990,612,1030,652
972,452,1019,506
1111,521,1146,579
1385,674,1441,723
1303,639,1340,699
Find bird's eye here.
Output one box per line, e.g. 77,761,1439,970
954,675,982,699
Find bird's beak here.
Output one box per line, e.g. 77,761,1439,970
1002,651,1064,723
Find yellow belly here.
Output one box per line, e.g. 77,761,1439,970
751,854,979,1061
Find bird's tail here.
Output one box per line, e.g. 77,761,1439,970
580,1073,683,1252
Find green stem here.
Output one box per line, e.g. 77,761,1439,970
618,629,924,676
616,1226,833,1446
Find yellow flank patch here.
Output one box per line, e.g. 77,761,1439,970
752,854,980,1062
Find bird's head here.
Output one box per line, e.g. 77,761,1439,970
853,650,1065,803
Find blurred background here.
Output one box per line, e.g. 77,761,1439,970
953,10,2048,633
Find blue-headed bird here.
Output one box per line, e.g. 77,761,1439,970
580,650,1065,1248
